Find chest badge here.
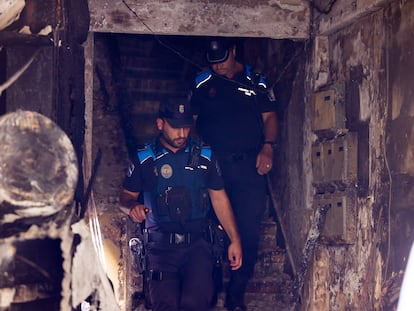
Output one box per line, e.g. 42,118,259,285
160,164,173,179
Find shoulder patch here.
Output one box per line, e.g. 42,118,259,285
245,65,268,89
200,145,212,161
137,145,155,164
195,70,213,89
258,75,268,89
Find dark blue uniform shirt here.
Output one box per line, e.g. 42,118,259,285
123,137,224,232
191,66,276,153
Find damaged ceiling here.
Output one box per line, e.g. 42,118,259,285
88,0,310,39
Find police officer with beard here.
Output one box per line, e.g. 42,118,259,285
119,97,242,311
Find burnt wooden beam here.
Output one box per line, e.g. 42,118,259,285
315,0,388,35
0,31,53,46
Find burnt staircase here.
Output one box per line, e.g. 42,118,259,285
212,199,295,311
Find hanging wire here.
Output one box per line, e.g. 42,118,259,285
82,148,107,272
0,49,39,96
88,192,108,272
120,0,299,95
121,0,203,72
309,0,338,15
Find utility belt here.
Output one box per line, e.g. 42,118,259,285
215,149,257,162
142,222,227,283
144,229,205,246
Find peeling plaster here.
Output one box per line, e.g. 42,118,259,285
71,220,120,310
401,127,414,175
308,7,388,307
346,31,371,122
359,79,371,122
313,36,329,90
374,254,384,307
391,85,404,120
391,0,414,119
310,247,329,311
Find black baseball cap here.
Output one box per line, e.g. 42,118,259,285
206,37,232,64
159,97,194,128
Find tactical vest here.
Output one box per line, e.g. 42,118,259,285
137,139,212,226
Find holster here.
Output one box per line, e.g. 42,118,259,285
206,221,227,266
129,237,146,274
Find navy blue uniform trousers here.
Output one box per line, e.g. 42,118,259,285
217,152,267,305
147,238,214,311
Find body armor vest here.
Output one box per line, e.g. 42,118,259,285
137,139,212,226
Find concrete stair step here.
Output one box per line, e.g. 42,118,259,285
212,273,295,311
254,248,286,277
221,246,286,280
211,217,295,311
260,219,278,236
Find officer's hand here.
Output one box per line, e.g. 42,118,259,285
129,204,151,223
256,144,273,175
228,241,242,270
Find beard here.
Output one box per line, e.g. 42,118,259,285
161,134,187,149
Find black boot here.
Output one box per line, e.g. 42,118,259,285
224,271,248,311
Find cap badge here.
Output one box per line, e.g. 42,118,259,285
179,104,185,114
211,41,219,51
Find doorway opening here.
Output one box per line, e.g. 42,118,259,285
90,32,304,310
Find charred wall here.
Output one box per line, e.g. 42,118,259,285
2,0,90,205
0,1,121,310
3,0,414,310
299,1,414,310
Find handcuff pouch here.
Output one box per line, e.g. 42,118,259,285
165,186,192,224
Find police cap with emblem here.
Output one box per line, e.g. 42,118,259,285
206,37,232,64
159,97,194,128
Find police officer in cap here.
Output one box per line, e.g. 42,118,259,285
190,37,279,311
119,97,242,311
